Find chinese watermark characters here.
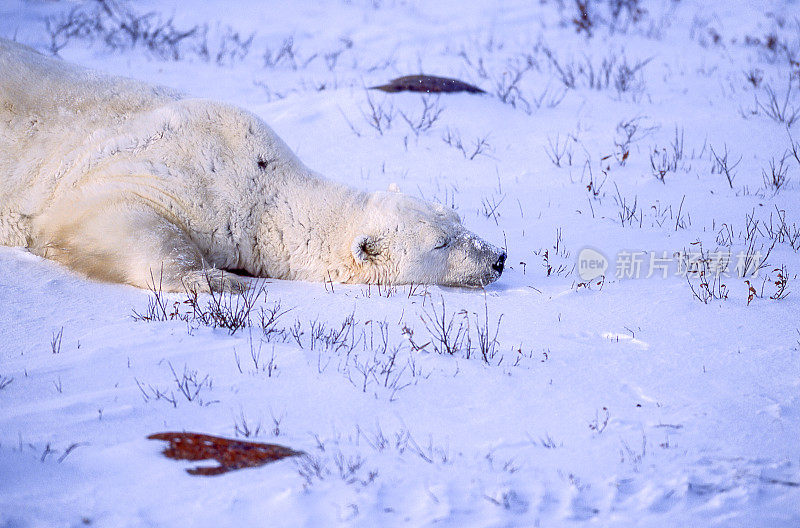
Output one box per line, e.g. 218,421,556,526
577,248,764,281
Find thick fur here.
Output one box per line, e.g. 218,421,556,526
0,39,505,291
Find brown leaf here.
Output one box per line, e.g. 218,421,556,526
148,431,303,476
371,74,485,94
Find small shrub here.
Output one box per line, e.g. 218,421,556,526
756,80,800,128
398,96,444,137
762,153,791,193
710,144,742,189
405,296,503,364
442,128,492,160
649,127,685,182
681,244,730,304
132,271,269,336
543,48,651,97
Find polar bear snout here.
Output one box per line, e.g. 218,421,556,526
441,237,506,288
478,246,506,285
492,251,507,274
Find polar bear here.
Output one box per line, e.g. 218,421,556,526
0,39,506,292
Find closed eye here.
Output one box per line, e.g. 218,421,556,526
434,238,451,250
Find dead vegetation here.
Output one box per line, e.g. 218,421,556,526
148,431,303,476
46,0,202,59
543,48,651,98
0,375,13,390
130,275,535,404
131,272,269,335
442,128,492,160
567,0,648,37
681,243,731,304
404,296,504,364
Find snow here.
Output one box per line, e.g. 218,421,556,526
2,0,800,526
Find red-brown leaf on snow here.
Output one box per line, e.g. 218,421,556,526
148,431,304,476
371,74,485,94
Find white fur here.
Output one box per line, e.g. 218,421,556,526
0,39,505,291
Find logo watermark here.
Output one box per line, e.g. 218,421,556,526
577,247,608,281
577,248,765,280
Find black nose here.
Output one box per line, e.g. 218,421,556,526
492,252,507,274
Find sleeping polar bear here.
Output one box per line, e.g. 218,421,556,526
0,39,506,292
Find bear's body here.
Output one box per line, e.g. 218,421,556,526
0,39,505,291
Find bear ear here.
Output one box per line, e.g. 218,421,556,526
387,182,401,193
352,235,381,263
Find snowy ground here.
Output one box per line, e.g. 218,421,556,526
2,0,800,526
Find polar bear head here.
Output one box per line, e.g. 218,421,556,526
346,191,506,287
135,100,506,289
